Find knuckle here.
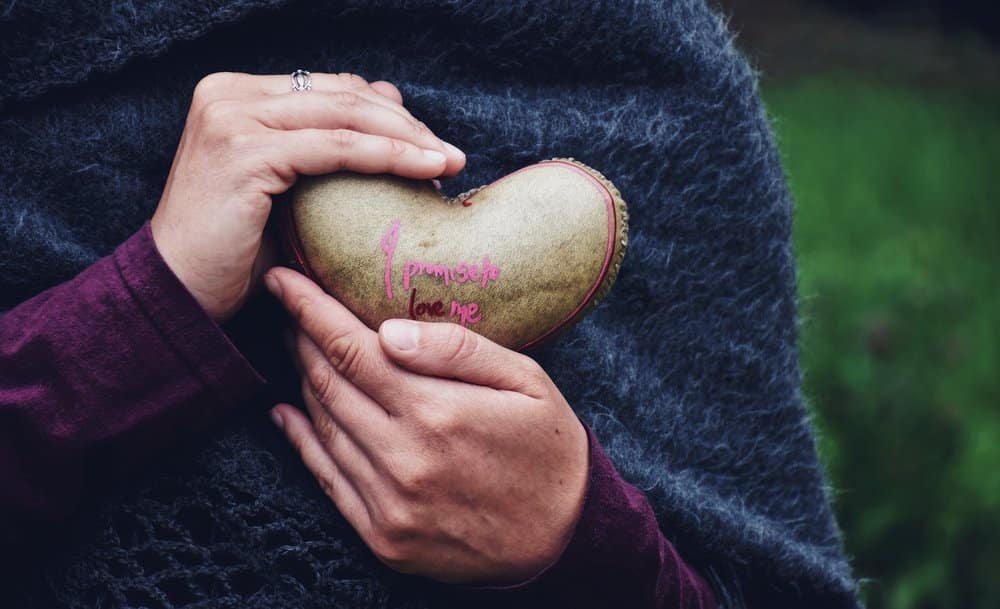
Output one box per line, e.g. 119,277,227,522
522,358,549,388
313,411,340,445
288,292,315,321
198,102,247,149
337,338,367,379
308,366,341,409
192,72,233,104
368,532,408,567
375,80,403,102
442,324,479,363
409,119,431,142
316,473,339,501
376,501,418,544
258,158,297,190
328,128,358,151
317,327,349,361
319,329,366,379
337,72,369,89
388,137,409,158
417,119,435,135
416,405,460,437
367,508,420,567
222,131,252,153
200,98,239,125
391,457,435,498
332,90,363,111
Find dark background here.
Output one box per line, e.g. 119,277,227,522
714,1,998,608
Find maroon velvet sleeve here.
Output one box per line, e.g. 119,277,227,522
452,423,719,609
0,222,265,541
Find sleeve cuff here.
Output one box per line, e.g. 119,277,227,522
503,422,647,592
447,421,717,609
112,222,266,418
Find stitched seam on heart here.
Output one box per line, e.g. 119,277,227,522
579,158,630,314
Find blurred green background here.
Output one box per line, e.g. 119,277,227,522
719,1,999,608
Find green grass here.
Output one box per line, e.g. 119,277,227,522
762,76,1000,609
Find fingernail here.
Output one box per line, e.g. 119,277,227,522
264,273,281,297
443,141,465,159
270,408,284,430
382,319,419,351
423,149,447,164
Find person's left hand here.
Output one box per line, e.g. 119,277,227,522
264,266,590,585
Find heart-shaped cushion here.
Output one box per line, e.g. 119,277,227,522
279,158,628,351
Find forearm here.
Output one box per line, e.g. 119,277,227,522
0,222,264,541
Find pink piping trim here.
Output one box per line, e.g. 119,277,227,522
282,199,323,285
519,160,617,349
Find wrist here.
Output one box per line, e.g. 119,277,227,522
526,415,590,577
113,221,266,411
149,215,238,322
473,415,593,589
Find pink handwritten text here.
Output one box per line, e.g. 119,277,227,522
402,256,501,291
408,288,482,326
380,219,401,300
379,221,502,298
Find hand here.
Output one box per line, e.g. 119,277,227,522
151,71,466,321
265,267,590,585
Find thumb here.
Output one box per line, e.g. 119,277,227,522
378,319,546,395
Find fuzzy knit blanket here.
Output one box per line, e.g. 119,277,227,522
0,1,860,607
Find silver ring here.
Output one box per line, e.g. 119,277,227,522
291,69,312,92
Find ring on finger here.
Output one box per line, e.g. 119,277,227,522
291,69,313,92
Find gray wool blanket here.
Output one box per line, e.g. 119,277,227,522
0,1,861,607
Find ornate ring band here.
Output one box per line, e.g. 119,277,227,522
291,69,312,92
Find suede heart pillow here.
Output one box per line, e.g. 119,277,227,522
279,158,628,350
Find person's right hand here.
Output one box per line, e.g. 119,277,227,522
151,71,466,322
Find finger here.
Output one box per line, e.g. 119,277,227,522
258,71,383,97
231,72,420,130
378,319,548,396
299,377,383,495
194,71,427,137
198,71,396,110
271,72,465,172
295,328,394,443
246,91,456,163
270,404,372,533
370,80,403,105
193,72,466,177
264,267,416,413
265,127,449,179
